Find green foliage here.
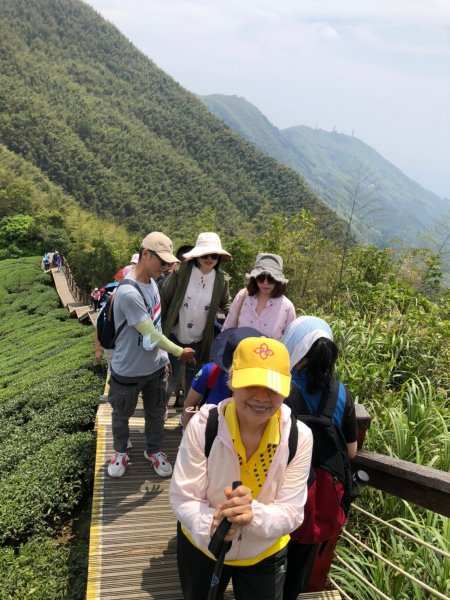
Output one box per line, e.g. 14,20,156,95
0,537,70,600
0,214,38,258
0,432,94,544
0,257,102,597
0,0,342,241
0,144,133,289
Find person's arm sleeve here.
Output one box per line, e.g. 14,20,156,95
191,366,209,396
135,318,183,357
119,290,183,356
169,414,215,548
342,389,358,443
245,423,313,539
160,270,177,315
221,289,244,331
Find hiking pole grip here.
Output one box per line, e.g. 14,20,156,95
208,480,242,559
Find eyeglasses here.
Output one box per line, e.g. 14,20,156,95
256,273,276,285
150,251,170,269
200,253,219,261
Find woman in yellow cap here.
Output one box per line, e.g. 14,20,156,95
170,337,313,600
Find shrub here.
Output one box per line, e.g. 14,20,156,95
0,432,94,544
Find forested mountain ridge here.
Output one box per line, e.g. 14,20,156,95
201,94,450,246
0,0,342,237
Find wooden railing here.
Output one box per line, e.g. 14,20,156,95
62,261,90,306
353,450,450,518
309,404,450,597
353,404,450,518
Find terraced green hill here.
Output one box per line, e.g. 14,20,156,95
0,0,341,238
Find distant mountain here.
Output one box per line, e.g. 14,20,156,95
201,94,450,246
0,0,342,239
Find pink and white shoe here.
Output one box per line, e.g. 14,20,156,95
107,452,129,477
144,450,172,477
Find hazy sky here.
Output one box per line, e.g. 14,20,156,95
87,0,450,198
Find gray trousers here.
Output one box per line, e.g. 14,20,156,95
109,367,167,454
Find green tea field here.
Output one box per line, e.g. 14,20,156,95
0,257,102,600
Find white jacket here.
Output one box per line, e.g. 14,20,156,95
170,399,313,562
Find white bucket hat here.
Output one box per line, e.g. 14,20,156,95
182,232,231,260
247,253,288,284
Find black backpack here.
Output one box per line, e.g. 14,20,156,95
287,379,354,517
204,406,298,464
96,279,150,350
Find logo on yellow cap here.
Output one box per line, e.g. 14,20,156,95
254,343,274,360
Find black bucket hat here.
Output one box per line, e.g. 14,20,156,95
211,327,263,371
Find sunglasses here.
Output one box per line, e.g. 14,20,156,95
150,251,170,269
256,273,276,285
200,253,219,261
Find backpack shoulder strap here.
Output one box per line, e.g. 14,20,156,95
287,412,298,465
332,382,347,426
204,406,219,458
121,278,151,311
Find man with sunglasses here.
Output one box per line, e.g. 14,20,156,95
108,232,195,479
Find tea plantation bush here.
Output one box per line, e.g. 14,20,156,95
0,257,102,599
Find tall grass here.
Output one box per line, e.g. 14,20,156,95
323,275,450,598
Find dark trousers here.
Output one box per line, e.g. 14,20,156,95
167,336,202,405
283,540,319,600
109,368,167,454
177,523,288,600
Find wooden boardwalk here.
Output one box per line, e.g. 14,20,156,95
86,400,183,600
51,268,77,307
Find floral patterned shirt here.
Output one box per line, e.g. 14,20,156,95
222,288,296,340
173,266,216,343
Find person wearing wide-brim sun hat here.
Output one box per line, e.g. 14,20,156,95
160,232,232,405
170,336,313,600
222,253,296,340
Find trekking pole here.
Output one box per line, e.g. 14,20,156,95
207,481,242,600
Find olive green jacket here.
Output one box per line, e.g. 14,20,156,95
160,261,231,364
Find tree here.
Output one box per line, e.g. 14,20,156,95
335,164,381,292
0,214,39,258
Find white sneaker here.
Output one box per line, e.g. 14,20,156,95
107,452,129,477
144,450,173,477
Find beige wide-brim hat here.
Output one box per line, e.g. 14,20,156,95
182,232,231,260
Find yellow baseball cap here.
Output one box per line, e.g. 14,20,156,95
231,337,291,397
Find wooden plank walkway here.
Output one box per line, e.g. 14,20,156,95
86,398,340,599
51,268,76,307
74,305,93,321
86,400,183,600
89,310,99,326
